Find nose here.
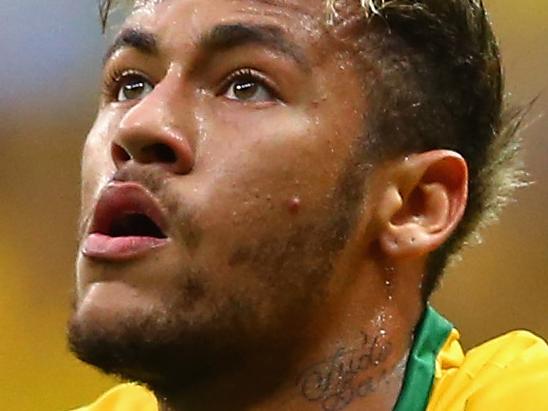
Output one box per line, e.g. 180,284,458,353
111,83,194,174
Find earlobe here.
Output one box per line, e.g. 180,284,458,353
377,151,468,259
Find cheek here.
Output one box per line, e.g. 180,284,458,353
81,113,120,208
184,110,352,264
199,104,351,195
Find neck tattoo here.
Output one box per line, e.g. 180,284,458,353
296,331,393,411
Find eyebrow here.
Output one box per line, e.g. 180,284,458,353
200,23,309,70
103,23,309,71
103,28,158,65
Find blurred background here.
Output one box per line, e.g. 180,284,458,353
0,1,546,410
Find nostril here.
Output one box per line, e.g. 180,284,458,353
112,139,187,171
112,143,131,164
141,143,177,164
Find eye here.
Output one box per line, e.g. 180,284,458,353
222,69,277,103
115,71,154,102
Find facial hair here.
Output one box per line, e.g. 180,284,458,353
68,143,370,397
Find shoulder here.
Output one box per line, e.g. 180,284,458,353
428,330,548,411
70,383,157,411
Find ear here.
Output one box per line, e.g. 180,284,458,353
377,150,468,258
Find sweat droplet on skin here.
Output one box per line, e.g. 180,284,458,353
384,278,394,301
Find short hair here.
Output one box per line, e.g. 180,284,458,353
97,0,527,299
326,0,526,298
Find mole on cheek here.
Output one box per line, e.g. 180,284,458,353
287,196,301,214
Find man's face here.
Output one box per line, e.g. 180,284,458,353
70,0,370,386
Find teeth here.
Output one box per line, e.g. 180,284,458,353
109,213,166,238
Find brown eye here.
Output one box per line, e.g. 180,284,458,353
224,72,276,102
116,73,154,102
233,81,260,100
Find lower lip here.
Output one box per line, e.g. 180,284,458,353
82,233,169,261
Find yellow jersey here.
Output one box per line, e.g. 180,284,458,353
72,306,548,411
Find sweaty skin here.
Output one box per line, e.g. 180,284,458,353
69,1,468,410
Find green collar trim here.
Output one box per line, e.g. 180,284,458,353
393,305,453,411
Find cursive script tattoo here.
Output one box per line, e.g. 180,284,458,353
297,332,392,411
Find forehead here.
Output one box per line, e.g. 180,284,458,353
123,0,329,41
115,0,348,60
110,0,366,72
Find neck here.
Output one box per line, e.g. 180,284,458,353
156,265,423,411
159,354,409,411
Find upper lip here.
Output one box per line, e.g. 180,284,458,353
88,182,169,239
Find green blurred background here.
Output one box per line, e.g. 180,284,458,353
0,1,546,410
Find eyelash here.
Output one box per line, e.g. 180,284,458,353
102,68,152,102
218,68,281,100
101,66,281,102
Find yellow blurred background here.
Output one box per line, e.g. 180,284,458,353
0,1,546,410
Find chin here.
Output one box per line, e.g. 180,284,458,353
67,277,320,398
67,275,303,394
67,294,244,391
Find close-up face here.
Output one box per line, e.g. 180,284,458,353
69,0,374,385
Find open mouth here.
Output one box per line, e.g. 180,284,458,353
106,212,167,239
82,182,170,260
